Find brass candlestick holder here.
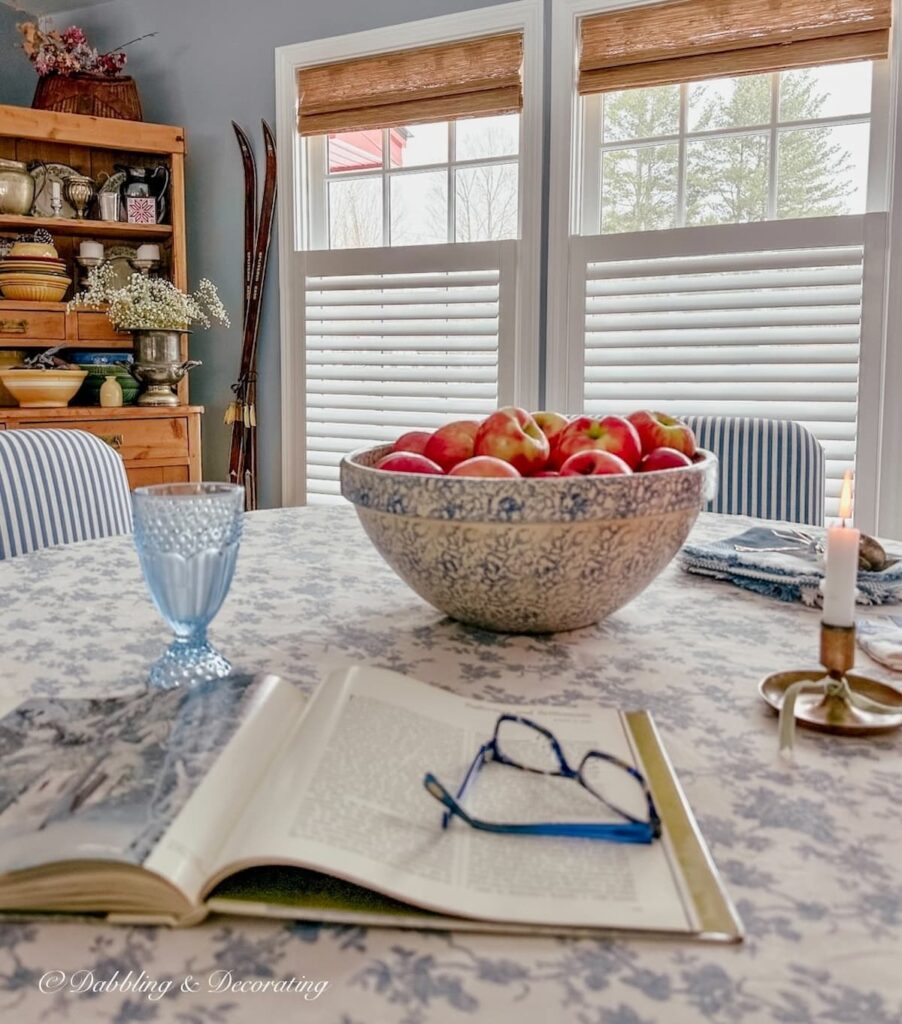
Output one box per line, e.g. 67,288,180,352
128,257,160,277
760,621,902,755
75,254,102,289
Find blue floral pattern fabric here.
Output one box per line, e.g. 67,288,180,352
0,507,900,1024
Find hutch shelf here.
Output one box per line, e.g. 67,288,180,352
0,104,202,488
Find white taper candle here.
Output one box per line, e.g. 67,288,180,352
821,471,859,628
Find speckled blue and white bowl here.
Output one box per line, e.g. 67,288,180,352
341,445,717,634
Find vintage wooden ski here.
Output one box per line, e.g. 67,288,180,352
225,121,256,429
235,121,257,312
228,120,276,508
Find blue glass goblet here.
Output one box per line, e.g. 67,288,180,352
132,482,245,689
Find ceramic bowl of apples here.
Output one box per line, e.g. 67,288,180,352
340,409,716,634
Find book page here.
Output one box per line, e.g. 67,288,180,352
0,674,298,908
212,666,697,933
144,674,305,902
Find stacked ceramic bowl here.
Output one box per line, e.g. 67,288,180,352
72,351,139,405
0,240,71,302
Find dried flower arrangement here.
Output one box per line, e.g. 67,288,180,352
19,22,130,77
70,264,230,332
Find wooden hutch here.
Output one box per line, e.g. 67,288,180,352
0,104,202,487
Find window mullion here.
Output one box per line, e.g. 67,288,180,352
866,60,889,212
306,134,328,249
677,82,688,227
448,121,456,242
382,128,391,245
767,72,780,220
580,94,602,234
599,112,871,154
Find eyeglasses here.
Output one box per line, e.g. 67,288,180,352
423,713,661,844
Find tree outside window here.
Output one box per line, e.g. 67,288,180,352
597,64,871,235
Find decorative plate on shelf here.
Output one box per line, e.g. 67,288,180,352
29,162,80,219
97,171,126,194
102,245,138,290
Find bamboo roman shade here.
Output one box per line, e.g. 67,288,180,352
578,0,892,95
297,32,523,136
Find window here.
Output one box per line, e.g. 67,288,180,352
581,64,874,235
573,223,871,519
573,65,883,520
277,4,542,505
549,0,893,529
581,64,876,237
303,244,516,499
573,63,884,519
307,114,520,249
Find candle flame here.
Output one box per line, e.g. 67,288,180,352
838,469,854,522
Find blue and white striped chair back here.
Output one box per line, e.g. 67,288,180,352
680,416,825,526
0,428,132,559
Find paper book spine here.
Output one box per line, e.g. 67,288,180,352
107,906,209,928
625,712,743,943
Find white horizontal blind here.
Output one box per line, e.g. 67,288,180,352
304,241,515,502
572,217,877,519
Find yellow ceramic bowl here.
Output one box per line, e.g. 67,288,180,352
8,240,58,259
0,368,86,408
0,259,68,274
0,274,71,302
0,349,26,407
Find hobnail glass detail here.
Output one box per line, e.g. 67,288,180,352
132,483,244,689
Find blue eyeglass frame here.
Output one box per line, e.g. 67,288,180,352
423,713,661,844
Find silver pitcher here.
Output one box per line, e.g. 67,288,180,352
0,159,38,215
129,329,201,407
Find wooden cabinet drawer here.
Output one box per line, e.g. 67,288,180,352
73,311,131,345
18,415,189,462
0,306,66,343
126,464,190,488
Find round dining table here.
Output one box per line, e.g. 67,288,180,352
0,506,900,1024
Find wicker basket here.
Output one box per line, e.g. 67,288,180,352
32,74,143,121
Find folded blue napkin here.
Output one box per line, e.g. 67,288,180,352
680,526,902,607
857,615,902,671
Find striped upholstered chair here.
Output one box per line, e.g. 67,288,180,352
0,428,132,559
680,416,825,526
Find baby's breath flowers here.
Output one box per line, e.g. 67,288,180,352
69,264,229,331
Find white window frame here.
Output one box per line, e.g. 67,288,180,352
580,71,879,234
307,122,521,248
275,1,543,507
548,0,902,538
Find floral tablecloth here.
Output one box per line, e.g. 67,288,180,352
0,507,900,1024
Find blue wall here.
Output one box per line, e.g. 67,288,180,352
4,0,523,507
0,6,38,106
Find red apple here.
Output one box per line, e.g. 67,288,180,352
532,470,560,478
638,447,693,472
448,456,521,478
474,407,550,476
531,411,570,468
423,420,480,472
531,411,569,445
392,430,432,456
375,452,444,475
627,410,697,458
551,415,642,470
560,449,632,476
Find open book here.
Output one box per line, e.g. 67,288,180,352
0,666,741,941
